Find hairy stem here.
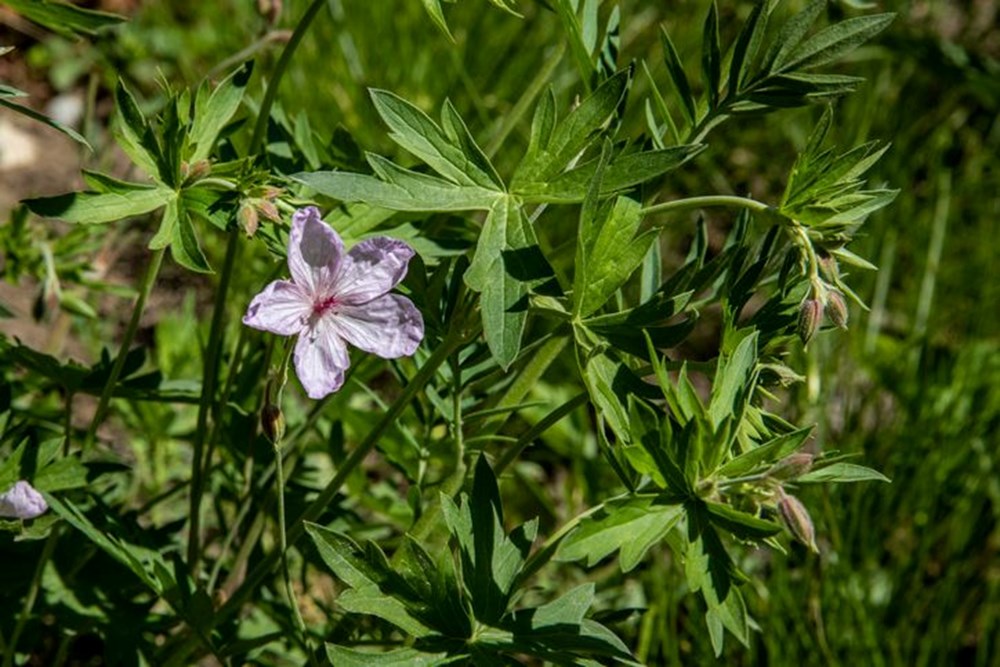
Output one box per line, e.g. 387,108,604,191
3,525,60,667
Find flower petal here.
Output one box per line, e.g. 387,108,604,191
0,480,48,520
335,237,415,305
330,294,424,359
293,321,350,399
288,206,343,295
243,280,311,336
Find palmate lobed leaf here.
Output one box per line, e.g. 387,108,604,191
555,496,685,571
370,89,503,190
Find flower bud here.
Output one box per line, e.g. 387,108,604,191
261,403,285,445
0,480,48,520
256,199,281,222
778,493,818,553
825,290,849,329
257,0,282,24
797,298,823,345
238,202,260,237
769,453,814,481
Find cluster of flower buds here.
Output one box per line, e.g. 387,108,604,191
180,159,212,185
797,283,850,345
239,187,283,237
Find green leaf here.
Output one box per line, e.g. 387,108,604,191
556,496,684,571
659,26,696,125
188,61,253,162
798,462,890,483
370,89,503,190
776,13,894,73
531,583,594,627
24,184,174,225
112,80,164,179
45,494,165,595
0,97,90,148
701,1,721,109
727,0,769,95
465,198,540,369
446,457,535,625
293,162,500,212
515,143,704,203
1,0,125,36
512,68,631,187
717,426,814,478
418,0,453,39
337,588,435,637
575,196,654,317
761,0,825,75
705,501,782,540
325,645,452,667
168,200,212,273
707,331,758,431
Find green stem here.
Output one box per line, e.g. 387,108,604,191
495,390,588,474
188,228,240,575
641,194,776,219
249,0,328,154
165,329,472,665
482,334,567,433
3,525,59,667
84,247,165,451
516,491,631,586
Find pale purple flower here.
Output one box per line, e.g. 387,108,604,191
243,206,424,399
0,480,48,520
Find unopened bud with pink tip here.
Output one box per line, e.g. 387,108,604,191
825,290,849,329
778,491,818,553
769,452,814,481
797,298,823,345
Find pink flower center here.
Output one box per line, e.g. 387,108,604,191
312,295,340,317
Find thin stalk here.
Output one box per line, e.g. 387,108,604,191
495,390,588,474
517,491,631,586
249,0,328,154
187,228,240,575
84,247,165,451
3,525,59,667
164,328,472,666
641,194,776,219
482,335,567,433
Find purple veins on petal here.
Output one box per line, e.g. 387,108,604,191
335,237,415,305
243,206,425,400
0,480,48,520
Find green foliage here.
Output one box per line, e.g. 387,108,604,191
5,0,989,665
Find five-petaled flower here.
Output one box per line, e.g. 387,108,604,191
0,480,48,520
243,207,424,399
